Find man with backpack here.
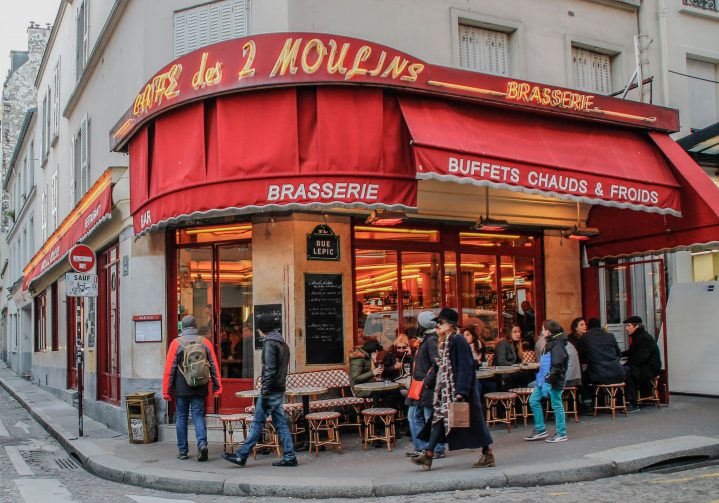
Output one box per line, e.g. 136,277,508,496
163,315,222,461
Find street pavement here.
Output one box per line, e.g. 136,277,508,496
1,362,718,499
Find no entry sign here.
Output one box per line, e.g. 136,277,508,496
68,244,96,273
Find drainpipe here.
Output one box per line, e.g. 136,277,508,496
657,0,671,106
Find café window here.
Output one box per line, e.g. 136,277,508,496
176,223,254,379
355,225,540,348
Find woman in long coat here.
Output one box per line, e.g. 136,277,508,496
410,308,494,471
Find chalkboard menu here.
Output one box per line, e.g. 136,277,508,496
305,274,344,364
253,304,282,350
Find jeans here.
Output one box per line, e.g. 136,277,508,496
175,396,207,455
237,392,296,461
407,405,445,453
529,386,566,436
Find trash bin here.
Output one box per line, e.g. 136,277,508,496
125,392,157,444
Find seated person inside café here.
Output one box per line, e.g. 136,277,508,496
349,339,405,413
494,324,533,389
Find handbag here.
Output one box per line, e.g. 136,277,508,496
448,401,470,428
407,379,424,400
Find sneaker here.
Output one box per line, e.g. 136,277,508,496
627,404,641,413
433,451,446,459
222,452,247,467
177,453,189,460
545,433,568,443
472,452,495,468
272,457,298,467
524,429,548,441
198,444,208,461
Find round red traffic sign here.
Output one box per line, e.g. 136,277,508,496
69,244,96,273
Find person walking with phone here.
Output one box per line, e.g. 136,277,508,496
409,308,494,471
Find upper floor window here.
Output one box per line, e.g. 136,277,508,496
458,24,509,76
52,59,61,140
41,91,50,159
76,0,90,80
686,58,718,131
72,115,89,205
173,0,249,58
572,47,612,95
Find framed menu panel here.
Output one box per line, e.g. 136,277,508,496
305,274,344,365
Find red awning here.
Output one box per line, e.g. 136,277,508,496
23,170,113,290
585,132,719,260
399,96,682,216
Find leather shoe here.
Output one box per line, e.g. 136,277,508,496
272,457,298,467
198,444,208,461
223,452,247,467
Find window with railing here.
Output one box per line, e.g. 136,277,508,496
682,0,717,11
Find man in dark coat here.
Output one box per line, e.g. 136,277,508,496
622,316,661,412
406,311,445,458
223,314,297,467
580,318,624,385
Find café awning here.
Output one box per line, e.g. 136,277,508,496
399,96,683,216
23,169,113,290
585,132,719,260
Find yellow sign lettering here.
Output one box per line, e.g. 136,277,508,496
270,37,302,77
238,40,256,80
192,52,223,90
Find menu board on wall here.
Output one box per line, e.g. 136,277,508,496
305,274,344,365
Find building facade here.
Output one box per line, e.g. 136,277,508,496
1,0,717,431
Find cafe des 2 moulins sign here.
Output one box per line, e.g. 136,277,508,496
307,224,340,261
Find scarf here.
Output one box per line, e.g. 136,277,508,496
432,332,458,435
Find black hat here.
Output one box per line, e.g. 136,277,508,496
362,339,383,354
432,307,459,327
623,316,643,324
587,318,602,330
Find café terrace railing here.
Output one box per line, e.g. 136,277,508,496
682,0,718,11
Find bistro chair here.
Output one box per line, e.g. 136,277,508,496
219,413,251,454
544,386,580,423
361,407,397,452
484,391,518,432
305,411,343,456
594,383,627,419
637,376,662,408
508,388,533,427
251,417,281,459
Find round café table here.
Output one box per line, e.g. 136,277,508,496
519,363,540,371
235,389,260,399
492,365,522,375
476,369,496,380
285,386,329,417
353,381,402,393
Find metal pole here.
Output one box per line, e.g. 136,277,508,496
76,300,84,437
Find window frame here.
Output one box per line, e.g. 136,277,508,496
566,35,624,95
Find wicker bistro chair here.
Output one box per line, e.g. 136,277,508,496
521,351,537,364
637,376,661,408
218,413,252,454
305,411,343,456
508,388,534,427
544,386,580,423
361,407,397,451
594,383,628,419
484,391,518,432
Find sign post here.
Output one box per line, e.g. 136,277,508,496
67,244,97,437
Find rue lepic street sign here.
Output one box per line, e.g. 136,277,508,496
68,244,96,273
307,224,340,261
66,272,98,297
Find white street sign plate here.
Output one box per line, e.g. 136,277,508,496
65,273,98,297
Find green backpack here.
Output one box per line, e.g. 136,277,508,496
178,336,211,387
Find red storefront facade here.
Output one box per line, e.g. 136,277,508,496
113,34,719,413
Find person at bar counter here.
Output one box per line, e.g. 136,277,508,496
162,315,223,461
621,316,662,413
410,308,495,471
406,311,446,460
223,313,298,467
524,320,569,443
578,318,624,413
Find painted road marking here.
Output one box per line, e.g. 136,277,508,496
15,478,78,502
0,417,9,437
127,495,198,502
5,446,33,476
649,471,719,484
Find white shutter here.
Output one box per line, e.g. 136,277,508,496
233,0,247,38
70,134,76,205
40,189,47,242
80,115,89,197
174,12,188,58
82,0,90,66
52,59,60,137
572,47,611,95
210,0,234,45
687,59,717,130
51,173,58,231
458,24,508,76
175,1,248,56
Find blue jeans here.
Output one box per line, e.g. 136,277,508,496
175,396,207,455
237,392,296,461
529,386,566,436
407,405,445,453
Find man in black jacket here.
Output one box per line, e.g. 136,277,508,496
406,311,446,459
224,314,297,467
622,316,661,413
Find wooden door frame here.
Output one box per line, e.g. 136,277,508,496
97,241,121,405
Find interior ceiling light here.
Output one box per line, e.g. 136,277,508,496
365,210,408,226
473,187,509,232
564,202,600,241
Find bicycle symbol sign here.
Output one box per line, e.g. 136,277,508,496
65,272,99,297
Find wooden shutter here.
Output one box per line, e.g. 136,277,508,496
80,115,89,197
50,173,58,231
175,0,248,57
70,134,76,205
572,47,611,95
41,188,47,243
458,24,508,76
52,59,60,137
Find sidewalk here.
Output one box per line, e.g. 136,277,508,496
2,363,718,498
